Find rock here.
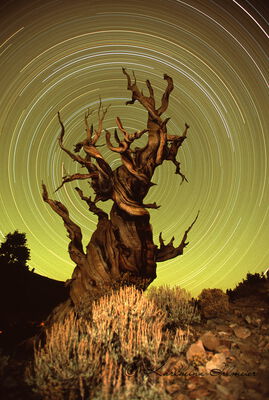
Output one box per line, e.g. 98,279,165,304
264,342,269,351
254,318,262,327
220,375,231,383
198,366,207,374
200,331,220,351
238,342,256,353
229,323,237,328
205,352,226,372
216,324,232,333
187,382,196,390
239,354,257,368
218,331,230,336
159,375,174,385
157,355,185,375
174,394,189,400
216,384,230,396
206,319,217,328
204,375,218,384
258,362,267,370
215,345,231,357
166,383,181,394
233,326,251,339
219,338,232,349
244,377,260,390
186,340,206,362
189,388,210,398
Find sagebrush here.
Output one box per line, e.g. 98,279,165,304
25,285,194,399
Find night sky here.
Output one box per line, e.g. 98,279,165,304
0,0,268,296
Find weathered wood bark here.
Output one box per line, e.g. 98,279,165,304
42,69,198,323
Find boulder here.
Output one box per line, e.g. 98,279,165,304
200,331,220,351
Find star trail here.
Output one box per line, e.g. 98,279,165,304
0,0,268,295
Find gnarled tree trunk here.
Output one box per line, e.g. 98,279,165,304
42,68,198,323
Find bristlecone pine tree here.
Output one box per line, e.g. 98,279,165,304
42,68,199,320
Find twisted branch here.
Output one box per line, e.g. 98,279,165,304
156,211,199,262
122,67,162,124
165,123,190,183
42,183,85,265
55,171,98,193
75,187,108,220
157,74,174,116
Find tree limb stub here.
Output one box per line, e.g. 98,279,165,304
156,211,200,262
143,202,160,209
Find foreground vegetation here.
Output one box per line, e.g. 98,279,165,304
25,285,199,400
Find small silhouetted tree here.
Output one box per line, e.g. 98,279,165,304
0,230,30,272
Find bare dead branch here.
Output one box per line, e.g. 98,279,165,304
156,211,199,262
57,112,88,166
165,123,190,183
155,130,167,165
84,108,94,141
116,117,148,143
114,128,121,144
122,67,162,124
146,79,155,108
42,183,85,265
105,129,129,153
92,99,111,145
121,153,148,182
73,100,110,161
162,117,171,131
75,187,108,220
157,73,174,116
55,171,98,193
143,202,160,209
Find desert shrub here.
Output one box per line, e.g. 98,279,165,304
25,285,188,399
198,288,229,319
146,285,200,326
25,312,103,399
90,285,189,370
227,272,268,300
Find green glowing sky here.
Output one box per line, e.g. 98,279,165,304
0,0,268,296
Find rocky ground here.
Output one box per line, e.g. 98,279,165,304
0,293,268,400
149,294,269,400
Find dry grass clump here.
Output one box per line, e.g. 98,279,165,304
25,312,102,399
94,353,171,400
198,288,229,319
146,284,200,326
25,285,189,399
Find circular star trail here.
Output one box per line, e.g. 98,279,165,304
0,0,268,295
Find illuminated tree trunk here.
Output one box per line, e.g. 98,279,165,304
42,68,198,321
